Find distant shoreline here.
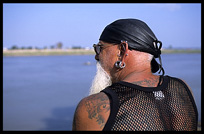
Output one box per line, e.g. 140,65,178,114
3,49,201,57
161,49,201,54
3,49,95,57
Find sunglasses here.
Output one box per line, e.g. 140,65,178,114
93,43,116,55
93,41,127,55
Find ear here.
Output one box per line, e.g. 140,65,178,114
119,41,128,55
119,41,129,62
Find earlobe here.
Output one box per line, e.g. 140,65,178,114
115,61,126,69
115,41,129,69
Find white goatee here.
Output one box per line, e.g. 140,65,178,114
89,62,112,95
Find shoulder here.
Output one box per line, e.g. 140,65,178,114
72,92,110,131
168,76,190,88
168,76,195,98
179,78,195,98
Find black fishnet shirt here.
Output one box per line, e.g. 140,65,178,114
101,75,198,131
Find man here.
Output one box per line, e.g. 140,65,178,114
72,19,198,131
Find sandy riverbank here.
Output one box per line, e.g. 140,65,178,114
3,49,95,56
3,49,201,57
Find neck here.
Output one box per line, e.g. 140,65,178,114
122,68,153,82
119,68,160,87
111,51,154,83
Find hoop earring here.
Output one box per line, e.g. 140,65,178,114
115,61,126,69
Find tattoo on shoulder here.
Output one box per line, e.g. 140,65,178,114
133,77,159,87
85,93,110,128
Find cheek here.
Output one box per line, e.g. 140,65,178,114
100,50,117,72
99,56,110,71
109,50,119,66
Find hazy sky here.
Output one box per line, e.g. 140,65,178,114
3,3,201,49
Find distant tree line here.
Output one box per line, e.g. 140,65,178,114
8,42,85,50
9,42,64,50
72,46,82,49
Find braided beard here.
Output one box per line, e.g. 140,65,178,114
89,62,112,95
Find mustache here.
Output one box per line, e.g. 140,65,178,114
89,62,112,95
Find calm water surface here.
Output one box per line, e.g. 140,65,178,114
3,54,201,130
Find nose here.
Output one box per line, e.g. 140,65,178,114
95,54,99,61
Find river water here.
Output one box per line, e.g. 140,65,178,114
3,53,201,130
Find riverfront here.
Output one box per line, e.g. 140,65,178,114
3,54,201,130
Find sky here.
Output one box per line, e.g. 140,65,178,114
3,3,201,49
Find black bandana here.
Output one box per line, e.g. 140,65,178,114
99,19,164,75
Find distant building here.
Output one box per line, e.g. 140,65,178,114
84,47,91,50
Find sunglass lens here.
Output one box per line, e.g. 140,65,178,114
96,46,100,54
93,45,100,55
